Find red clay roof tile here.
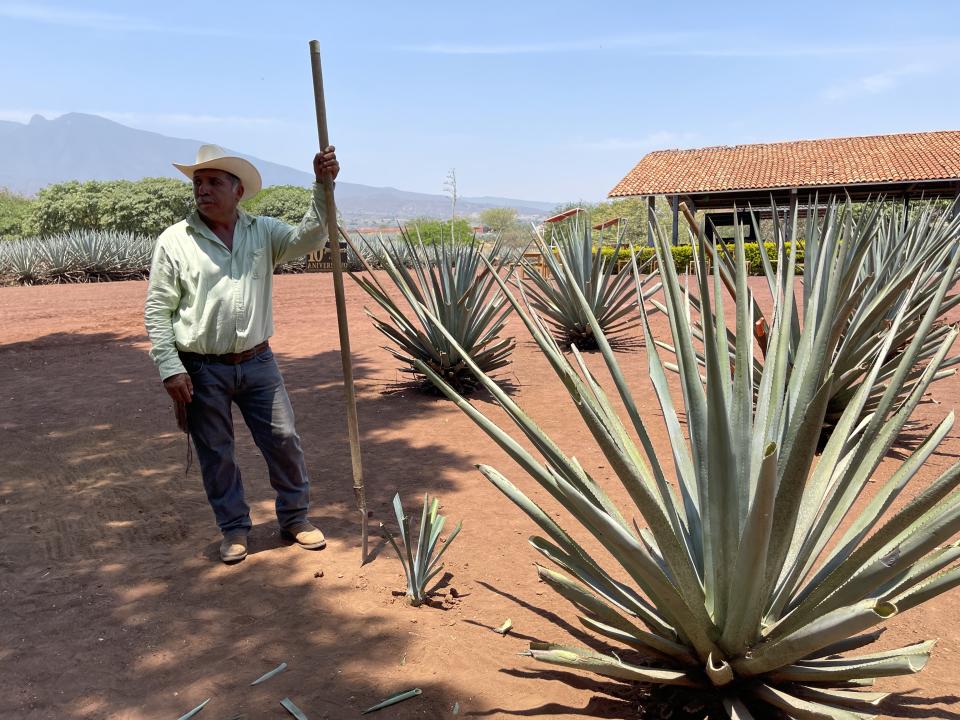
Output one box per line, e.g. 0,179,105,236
608,130,960,197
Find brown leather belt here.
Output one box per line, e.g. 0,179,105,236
179,341,270,366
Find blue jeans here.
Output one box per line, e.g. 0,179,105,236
181,347,311,535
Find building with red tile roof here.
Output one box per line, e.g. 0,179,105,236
608,130,960,241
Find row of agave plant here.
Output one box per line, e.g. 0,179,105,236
0,230,156,284
352,218,640,391
0,230,367,284
354,198,960,718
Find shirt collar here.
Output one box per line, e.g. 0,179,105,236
186,207,254,244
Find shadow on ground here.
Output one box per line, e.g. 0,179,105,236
0,331,470,719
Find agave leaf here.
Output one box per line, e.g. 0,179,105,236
752,684,875,720
720,441,778,654
736,601,898,677
723,697,756,720
176,699,210,720
280,698,309,720
526,642,700,686
790,685,889,709
529,535,675,638
250,661,287,686
769,640,934,683
891,562,960,613
784,411,955,617
805,629,886,660
537,564,695,662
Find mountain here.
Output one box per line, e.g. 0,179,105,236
0,113,557,223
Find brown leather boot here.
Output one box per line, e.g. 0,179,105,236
219,530,248,563
282,522,326,550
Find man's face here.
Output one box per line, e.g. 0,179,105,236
193,169,242,221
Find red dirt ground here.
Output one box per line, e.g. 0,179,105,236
1,274,959,720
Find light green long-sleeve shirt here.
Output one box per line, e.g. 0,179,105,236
144,183,329,380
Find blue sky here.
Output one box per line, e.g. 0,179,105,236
1,1,958,203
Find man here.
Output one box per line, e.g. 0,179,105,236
144,143,339,563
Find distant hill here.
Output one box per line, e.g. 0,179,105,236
0,113,557,223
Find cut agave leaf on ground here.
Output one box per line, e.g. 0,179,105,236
250,661,287,686
176,698,210,720
495,618,513,635
280,697,309,720
361,687,423,714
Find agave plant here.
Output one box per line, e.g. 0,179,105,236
39,235,82,283
358,235,413,270
1,239,45,284
352,231,517,393
693,198,960,439
412,221,960,717
380,492,462,607
522,217,656,349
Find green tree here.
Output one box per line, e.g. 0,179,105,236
100,178,193,236
242,185,312,225
32,178,192,236
479,207,518,232
545,197,682,247
0,189,36,240
403,217,475,245
33,181,103,235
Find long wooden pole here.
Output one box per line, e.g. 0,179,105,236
308,39,368,565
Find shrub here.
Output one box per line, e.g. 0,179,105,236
32,178,192,236
403,217,475,245
0,189,36,240
599,242,804,274
242,185,312,225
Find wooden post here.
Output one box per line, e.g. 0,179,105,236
680,196,698,239
788,188,798,241
646,195,657,246
309,40,368,565
670,195,679,246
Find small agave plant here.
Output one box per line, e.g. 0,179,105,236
352,230,517,393
413,220,960,717
380,492,462,607
523,217,657,349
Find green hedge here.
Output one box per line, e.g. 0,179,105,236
599,242,805,275
32,178,193,237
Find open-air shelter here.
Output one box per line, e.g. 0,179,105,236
608,130,960,243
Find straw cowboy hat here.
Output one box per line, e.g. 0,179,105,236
173,144,262,200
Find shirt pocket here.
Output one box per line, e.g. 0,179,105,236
251,247,266,279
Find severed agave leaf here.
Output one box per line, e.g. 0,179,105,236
250,661,287,686
361,687,422,714
280,697,309,720
176,698,210,720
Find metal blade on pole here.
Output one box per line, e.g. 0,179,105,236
308,39,368,564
